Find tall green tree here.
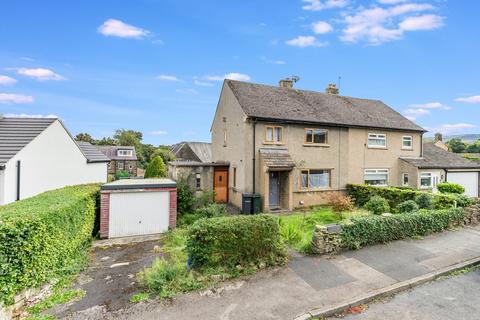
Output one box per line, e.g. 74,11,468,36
446,138,467,153
114,129,142,148
75,133,94,143
144,156,167,178
152,147,175,164
95,137,117,145
466,140,480,153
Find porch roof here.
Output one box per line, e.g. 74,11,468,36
259,148,296,169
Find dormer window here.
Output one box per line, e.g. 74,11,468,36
117,149,133,157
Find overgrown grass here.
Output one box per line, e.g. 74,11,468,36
279,207,370,252
129,292,150,303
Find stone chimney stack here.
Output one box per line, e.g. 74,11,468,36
325,83,339,95
434,132,443,142
279,78,294,88
434,132,449,151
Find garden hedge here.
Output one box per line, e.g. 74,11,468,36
187,215,287,269
347,184,456,209
340,208,465,250
0,184,99,305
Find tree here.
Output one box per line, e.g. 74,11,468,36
466,140,480,153
95,137,117,145
139,144,157,168
144,156,167,178
152,147,175,164
446,138,467,153
114,129,142,147
75,133,94,143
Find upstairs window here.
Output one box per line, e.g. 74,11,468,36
117,149,133,157
266,126,283,143
305,129,328,144
300,169,331,189
368,133,387,148
364,169,389,186
402,136,413,149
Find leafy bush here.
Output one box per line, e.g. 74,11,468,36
177,180,196,215
347,184,456,209
187,215,288,269
415,193,434,209
0,184,99,305
364,195,390,215
114,170,130,180
178,203,227,227
144,156,167,178
397,200,419,214
437,182,465,194
452,194,474,207
341,208,465,250
328,193,354,213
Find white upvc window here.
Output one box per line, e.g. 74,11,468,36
420,173,432,188
402,173,410,186
368,133,387,148
117,149,133,157
402,136,413,150
364,169,389,186
301,169,331,189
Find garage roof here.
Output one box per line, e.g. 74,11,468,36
101,178,177,190
401,143,480,169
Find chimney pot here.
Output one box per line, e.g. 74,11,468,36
434,132,443,142
326,83,339,95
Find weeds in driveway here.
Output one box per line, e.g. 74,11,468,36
129,292,150,303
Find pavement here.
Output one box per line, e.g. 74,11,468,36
61,225,480,320
332,268,480,320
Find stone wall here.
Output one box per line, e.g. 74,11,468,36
464,203,480,225
310,224,343,254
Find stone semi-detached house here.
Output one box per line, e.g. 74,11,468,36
97,145,138,176
211,79,480,212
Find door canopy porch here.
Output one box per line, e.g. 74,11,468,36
259,148,295,171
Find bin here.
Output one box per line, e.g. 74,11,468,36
242,193,261,214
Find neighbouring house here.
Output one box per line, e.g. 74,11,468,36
97,145,138,176
0,116,109,205
168,141,228,198
211,79,480,212
400,142,480,197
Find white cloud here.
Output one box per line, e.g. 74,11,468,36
405,115,416,121
0,93,34,104
399,14,444,31
3,113,57,118
340,3,441,45
312,21,334,34
150,130,167,135
156,75,180,82
97,19,150,39
286,35,327,48
404,108,430,117
260,56,286,65
194,80,214,87
433,123,477,135
11,68,65,81
455,95,480,104
302,0,348,11
176,88,199,95
378,0,407,4
204,73,251,82
409,102,451,110
0,75,17,86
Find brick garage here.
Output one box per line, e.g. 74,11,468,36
100,179,177,238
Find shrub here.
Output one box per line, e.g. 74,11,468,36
0,184,99,305
341,208,465,250
397,200,419,214
364,195,390,215
328,193,354,213
452,194,474,207
144,156,167,178
177,180,196,215
347,184,456,209
187,215,288,269
114,170,130,180
178,203,228,227
437,183,465,194
415,193,434,209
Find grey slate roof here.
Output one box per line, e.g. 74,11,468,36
401,143,480,169
97,145,138,161
101,178,176,190
259,148,296,169
0,117,57,165
170,141,212,163
76,141,110,163
226,80,425,132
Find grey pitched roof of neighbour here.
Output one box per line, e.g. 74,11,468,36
76,141,110,163
400,143,480,169
97,145,138,161
170,141,212,163
259,148,296,169
0,117,57,165
226,80,426,132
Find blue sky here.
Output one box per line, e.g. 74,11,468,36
0,0,479,145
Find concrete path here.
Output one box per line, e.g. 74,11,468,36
334,268,480,319
65,225,480,320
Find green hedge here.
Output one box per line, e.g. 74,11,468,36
0,184,99,304
347,184,456,209
341,208,465,250
187,215,287,269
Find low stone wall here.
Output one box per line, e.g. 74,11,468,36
0,282,54,320
464,203,480,225
311,224,343,255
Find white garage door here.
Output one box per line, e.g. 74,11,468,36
447,172,479,198
109,191,170,238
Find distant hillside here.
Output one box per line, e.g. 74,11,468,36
444,134,480,142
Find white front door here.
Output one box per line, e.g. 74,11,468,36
432,172,440,192
447,172,479,198
109,191,170,238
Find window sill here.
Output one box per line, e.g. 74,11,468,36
303,143,330,148
263,142,284,146
402,148,414,151
367,146,388,150
295,188,331,193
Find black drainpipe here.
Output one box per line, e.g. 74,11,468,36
252,119,256,193
16,160,21,201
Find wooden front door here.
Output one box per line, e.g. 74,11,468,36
214,168,228,203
